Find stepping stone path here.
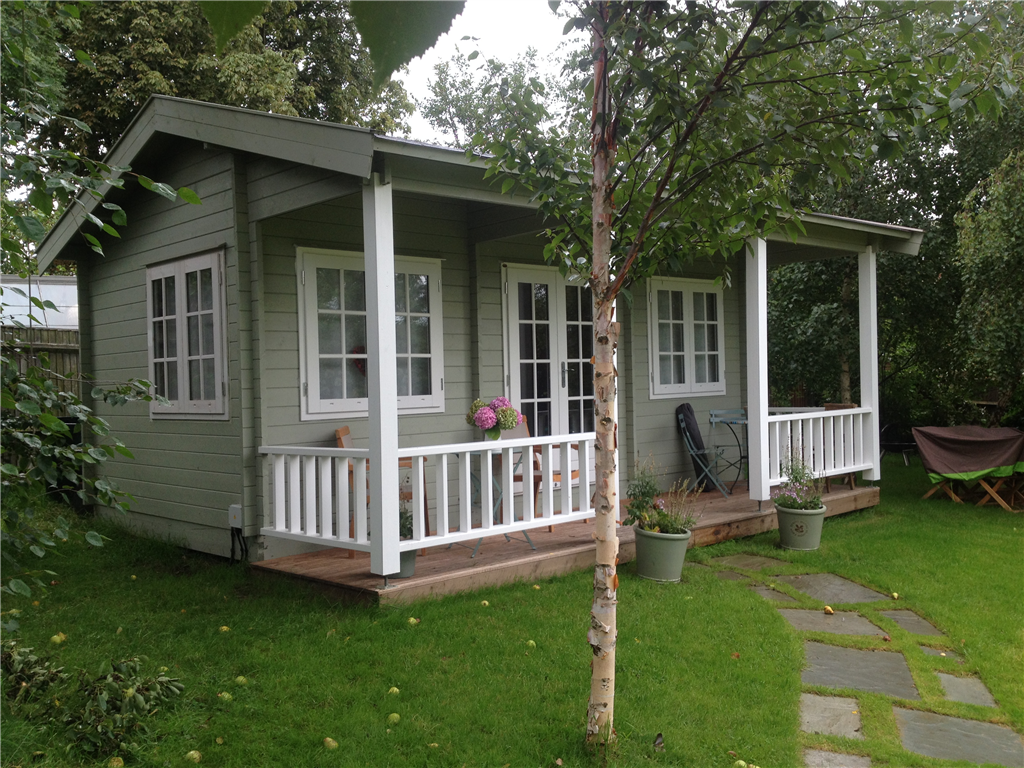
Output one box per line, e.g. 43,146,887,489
724,553,1024,767
710,554,788,571
894,708,1024,767
879,609,943,636
804,749,871,767
715,570,746,581
776,573,889,604
937,672,997,707
779,609,885,636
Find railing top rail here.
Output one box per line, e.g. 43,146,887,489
395,433,596,458
259,445,369,458
767,406,827,414
767,407,871,423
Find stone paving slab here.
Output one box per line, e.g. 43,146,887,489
920,645,961,661
780,609,885,636
800,693,864,739
750,585,797,603
777,573,890,604
804,749,872,768
878,609,943,636
894,707,1024,767
710,554,789,571
715,570,746,581
803,642,920,700
937,672,997,707
684,561,708,569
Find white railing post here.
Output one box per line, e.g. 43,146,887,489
859,245,880,481
746,237,770,501
459,451,471,533
272,454,286,531
435,454,449,539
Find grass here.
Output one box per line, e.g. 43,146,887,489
1,455,1021,767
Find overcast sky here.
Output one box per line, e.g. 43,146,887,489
400,0,585,143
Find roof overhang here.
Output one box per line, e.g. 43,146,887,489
764,211,923,263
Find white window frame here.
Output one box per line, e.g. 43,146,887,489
647,277,726,399
296,247,445,420
146,250,228,419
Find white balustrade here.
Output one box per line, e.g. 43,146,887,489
766,408,874,484
259,433,597,556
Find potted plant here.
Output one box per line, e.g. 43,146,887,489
624,461,702,582
772,453,826,551
395,502,417,578
466,397,524,440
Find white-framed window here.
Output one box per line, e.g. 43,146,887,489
297,247,445,419
647,277,726,398
146,251,227,418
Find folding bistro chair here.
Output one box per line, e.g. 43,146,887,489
676,403,730,498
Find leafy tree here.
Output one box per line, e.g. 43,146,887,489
955,149,1024,425
199,0,1024,744
41,0,413,159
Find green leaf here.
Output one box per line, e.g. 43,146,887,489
74,49,96,69
38,413,70,433
14,215,47,242
85,531,104,547
177,186,201,205
115,445,136,459
350,1,466,88
16,401,42,415
137,176,179,202
8,579,31,597
197,1,269,54
30,545,46,558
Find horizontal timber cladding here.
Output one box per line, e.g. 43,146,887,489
81,144,243,557
620,259,745,491
258,190,478,451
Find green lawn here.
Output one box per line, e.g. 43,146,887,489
2,456,1021,768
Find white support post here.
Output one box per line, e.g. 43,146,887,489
859,245,880,481
746,237,770,501
364,161,401,575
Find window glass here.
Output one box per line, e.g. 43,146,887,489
649,278,724,396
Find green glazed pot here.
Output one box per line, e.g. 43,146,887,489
395,549,417,578
775,504,826,551
633,526,692,582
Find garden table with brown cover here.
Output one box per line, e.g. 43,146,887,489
912,425,1024,512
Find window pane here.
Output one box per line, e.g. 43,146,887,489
582,326,593,359
536,362,550,399
394,273,407,313
518,283,532,321
166,361,178,400
534,283,548,321
319,358,344,400
519,324,534,359
189,359,201,400
693,292,705,321
410,316,430,354
396,358,409,396
581,286,592,322
520,363,535,398
317,268,341,310
521,403,535,435
200,268,213,311
411,357,431,396
345,314,366,353
566,286,579,322
583,362,594,396
695,355,707,384
344,270,365,311
535,324,549,360
657,290,670,321
660,355,672,385
154,362,165,397
708,354,720,382
152,280,163,318
153,321,164,359
318,315,343,355
567,324,579,359
535,401,551,436
409,274,429,313
674,354,685,384
658,322,672,353
671,290,683,321
672,323,684,353
707,324,718,352
166,318,176,358
706,293,717,322
568,362,580,397
346,359,368,398
694,324,706,352
201,313,215,356
164,276,175,317
202,358,216,400
583,399,595,432
188,315,199,356
187,271,198,313
395,315,408,354
568,401,581,434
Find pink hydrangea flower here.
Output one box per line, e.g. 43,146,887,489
473,406,497,430
489,396,512,411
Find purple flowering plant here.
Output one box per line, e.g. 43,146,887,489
623,459,701,534
466,397,524,440
771,452,823,510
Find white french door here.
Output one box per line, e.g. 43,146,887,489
505,266,595,437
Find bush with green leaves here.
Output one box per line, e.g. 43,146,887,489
1,639,68,711
623,460,700,534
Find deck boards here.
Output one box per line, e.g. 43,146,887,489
251,483,879,605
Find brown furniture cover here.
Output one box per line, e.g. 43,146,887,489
912,426,1024,483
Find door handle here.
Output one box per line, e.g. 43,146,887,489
561,362,567,388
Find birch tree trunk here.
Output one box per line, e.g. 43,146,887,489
586,3,619,744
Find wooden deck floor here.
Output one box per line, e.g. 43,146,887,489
250,482,879,605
